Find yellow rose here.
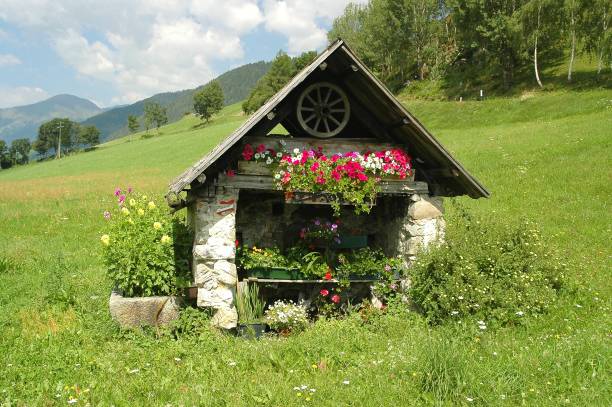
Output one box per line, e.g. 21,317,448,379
148,201,156,210
121,207,130,215
153,222,162,230
161,235,172,244
129,199,136,207
138,208,145,216
100,234,110,246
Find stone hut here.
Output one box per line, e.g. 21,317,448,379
166,39,488,328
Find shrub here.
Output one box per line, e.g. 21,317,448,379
165,306,212,338
264,300,309,333
100,188,191,297
410,213,565,326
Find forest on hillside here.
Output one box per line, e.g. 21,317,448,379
329,0,610,96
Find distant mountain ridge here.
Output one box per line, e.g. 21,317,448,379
0,94,102,143
81,60,271,141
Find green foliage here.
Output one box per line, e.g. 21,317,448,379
144,102,168,133
235,283,265,324
0,254,17,274
36,118,76,158
165,306,212,338
410,212,566,326
0,140,12,169
193,81,224,123
78,126,100,148
100,190,190,297
264,300,309,333
237,246,299,270
242,51,316,114
127,115,139,135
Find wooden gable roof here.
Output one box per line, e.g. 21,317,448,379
167,39,489,202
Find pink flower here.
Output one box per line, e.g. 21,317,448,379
103,211,111,220
320,289,329,297
316,176,326,185
127,186,133,194
242,144,254,161
256,144,266,153
331,294,341,304
310,162,319,172
114,188,121,196
118,194,126,205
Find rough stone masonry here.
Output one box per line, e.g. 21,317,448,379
189,186,445,329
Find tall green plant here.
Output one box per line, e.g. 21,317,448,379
235,283,265,324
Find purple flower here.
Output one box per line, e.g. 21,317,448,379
103,211,111,220
127,186,133,194
114,188,121,197
118,194,126,205
314,219,321,226
331,224,338,230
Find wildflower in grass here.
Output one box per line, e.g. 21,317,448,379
148,201,156,210
342,380,350,385
516,311,524,316
100,234,110,246
68,398,78,404
128,186,133,193
466,397,474,402
103,211,111,220
129,198,136,207
118,194,126,204
121,207,130,216
161,235,172,244
114,188,121,196
138,208,145,216
153,222,162,230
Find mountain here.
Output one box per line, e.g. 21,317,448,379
0,94,102,143
82,60,271,141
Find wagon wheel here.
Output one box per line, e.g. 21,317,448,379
296,82,350,138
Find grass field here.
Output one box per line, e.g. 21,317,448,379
0,89,610,406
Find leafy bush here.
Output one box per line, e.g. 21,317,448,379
410,214,565,326
166,307,212,338
264,300,309,333
100,188,191,297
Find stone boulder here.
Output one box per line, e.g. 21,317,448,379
109,291,181,328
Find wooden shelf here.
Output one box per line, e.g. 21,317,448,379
246,277,380,283
216,173,428,195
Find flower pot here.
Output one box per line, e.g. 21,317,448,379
109,290,181,328
236,323,267,339
247,267,304,280
332,235,368,249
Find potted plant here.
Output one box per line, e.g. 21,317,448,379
264,300,309,336
237,246,303,279
235,283,266,339
100,188,191,328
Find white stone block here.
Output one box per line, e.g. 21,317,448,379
214,260,237,286
211,306,238,329
194,241,235,260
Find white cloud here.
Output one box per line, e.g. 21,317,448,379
0,86,48,108
262,0,368,54
0,0,360,103
0,53,21,67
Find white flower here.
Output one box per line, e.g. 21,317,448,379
516,311,524,316
174,357,181,362
293,148,300,154
266,158,273,165
277,152,283,158
300,384,308,390
274,173,281,180
68,398,78,404
466,397,474,402
342,380,350,385
129,368,139,374
254,153,261,159
451,311,459,315
228,361,236,366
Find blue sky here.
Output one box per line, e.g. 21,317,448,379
0,0,365,108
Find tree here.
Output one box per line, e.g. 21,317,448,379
127,115,139,141
242,51,316,114
0,140,11,169
78,125,100,148
9,138,31,165
144,102,168,134
193,81,224,123
37,118,74,158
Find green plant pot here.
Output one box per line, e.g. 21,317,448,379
333,235,368,249
247,267,304,280
236,323,267,339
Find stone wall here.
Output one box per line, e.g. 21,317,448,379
189,186,445,328
189,187,239,329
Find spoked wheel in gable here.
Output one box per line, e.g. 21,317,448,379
296,82,350,138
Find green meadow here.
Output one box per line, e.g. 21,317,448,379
0,89,610,405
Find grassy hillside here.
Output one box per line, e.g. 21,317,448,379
0,90,610,405
81,61,271,141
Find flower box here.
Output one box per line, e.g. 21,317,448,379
333,235,368,249
237,160,272,175
247,267,304,280
109,290,182,328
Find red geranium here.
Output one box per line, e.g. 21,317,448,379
324,271,332,280
242,144,254,161
320,289,329,297
331,294,341,304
